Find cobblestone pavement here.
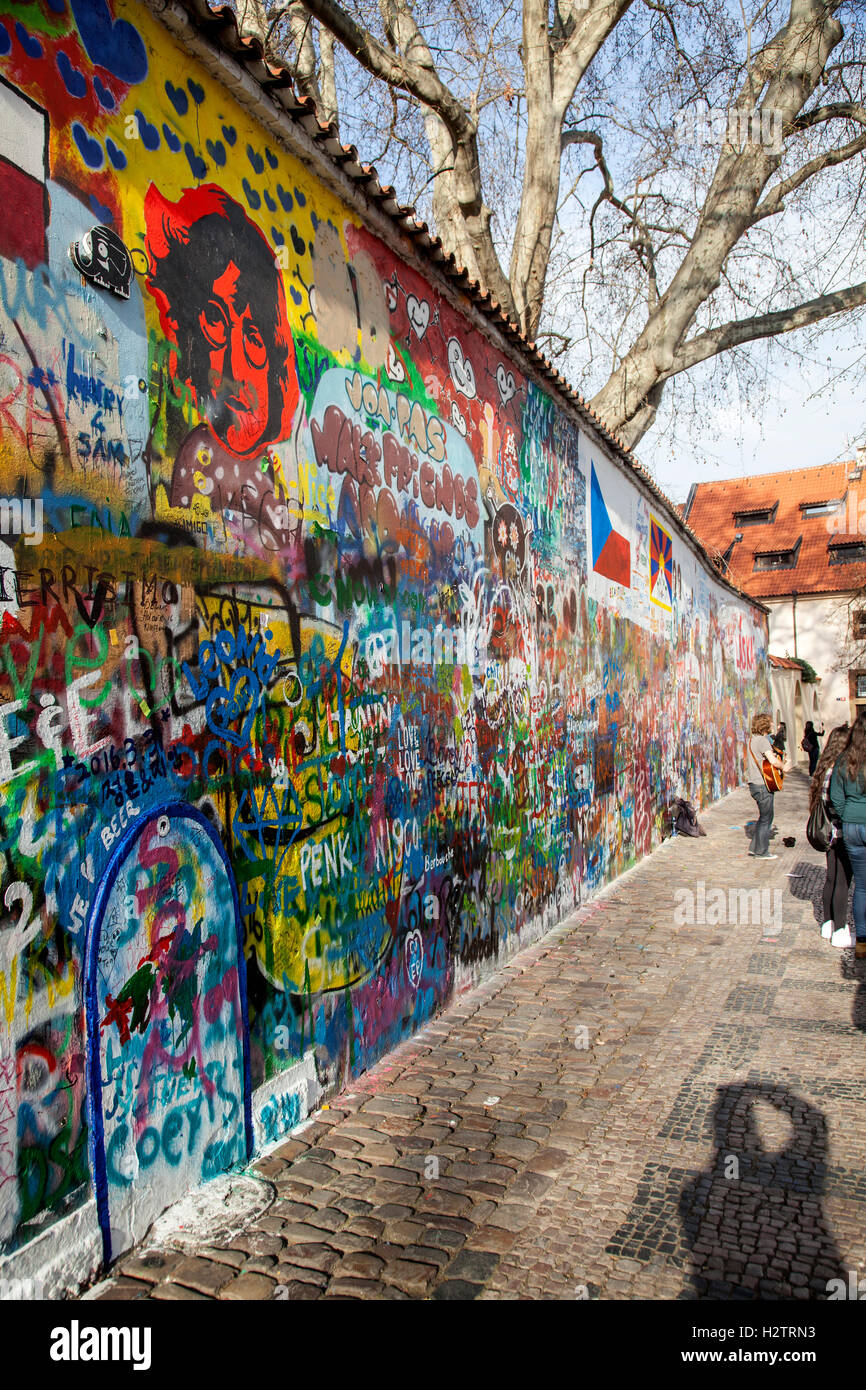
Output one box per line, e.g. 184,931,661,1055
85,772,866,1302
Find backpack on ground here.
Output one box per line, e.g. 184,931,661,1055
671,797,707,838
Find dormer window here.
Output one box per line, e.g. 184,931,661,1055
754,537,801,570
733,502,779,526
800,499,842,517
829,539,866,564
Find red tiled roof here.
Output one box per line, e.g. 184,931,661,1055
684,463,866,597
769,654,806,670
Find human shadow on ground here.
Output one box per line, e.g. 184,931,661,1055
840,952,866,1032
678,1082,846,1299
787,858,853,928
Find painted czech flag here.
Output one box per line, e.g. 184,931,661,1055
590,461,631,587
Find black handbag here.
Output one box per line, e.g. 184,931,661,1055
806,798,833,853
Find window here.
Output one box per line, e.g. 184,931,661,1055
800,499,842,517
733,502,778,526
829,541,866,564
853,610,866,641
754,543,800,570
858,675,866,700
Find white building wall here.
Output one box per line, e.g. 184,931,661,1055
765,593,853,728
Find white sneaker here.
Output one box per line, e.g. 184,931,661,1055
821,921,834,940
831,927,853,948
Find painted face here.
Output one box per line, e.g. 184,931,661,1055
198,260,269,455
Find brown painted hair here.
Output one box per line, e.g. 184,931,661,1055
809,724,849,813
751,712,772,736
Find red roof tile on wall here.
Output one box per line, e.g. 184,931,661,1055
685,463,866,597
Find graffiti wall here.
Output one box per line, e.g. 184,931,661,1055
0,0,769,1270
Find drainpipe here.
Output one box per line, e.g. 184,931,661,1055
792,590,798,659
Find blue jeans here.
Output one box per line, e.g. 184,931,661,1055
748,782,774,856
842,823,866,940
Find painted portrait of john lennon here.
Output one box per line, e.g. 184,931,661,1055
144,184,299,459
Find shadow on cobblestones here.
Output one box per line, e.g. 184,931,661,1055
847,959,866,1032
787,857,854,928
677,1082,846,1300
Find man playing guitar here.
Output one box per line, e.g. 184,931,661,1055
746,712,786,858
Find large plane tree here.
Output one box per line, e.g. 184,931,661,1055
234,0,866,450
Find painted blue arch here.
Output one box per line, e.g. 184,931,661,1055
83,802,253,1266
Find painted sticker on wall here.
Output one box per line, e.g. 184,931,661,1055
85,806,251,1264
590,460,630,587
649,514,673,610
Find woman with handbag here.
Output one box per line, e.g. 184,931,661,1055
829,711,866,959
807,724,851,944
746,712,785,859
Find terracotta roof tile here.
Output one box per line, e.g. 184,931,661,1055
685,462,866,597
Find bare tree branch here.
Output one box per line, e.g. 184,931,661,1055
669,280,866,377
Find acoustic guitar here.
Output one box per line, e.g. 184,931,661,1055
761,757,784,793
748,739,784,794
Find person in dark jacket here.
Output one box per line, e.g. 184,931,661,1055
829,709,866,957
809,724,850,941
802,720,822,776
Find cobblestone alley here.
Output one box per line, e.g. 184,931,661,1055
85,772,866,1303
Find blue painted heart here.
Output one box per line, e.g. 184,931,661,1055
263,190,276,212
105,137,127,170
222,124,237,146
242,178,261,210
184,143,207,179
68,0,147,84
165,80,188,116
206,139,226,167
57,52,87,99
15,22,43,59
246,145,264,174
187,78,205,105
92,75,114,109
276,184,293,213
205,671,262,749
72,122,104,169
135,110,160,150
163,124,181,153
265,148,278,169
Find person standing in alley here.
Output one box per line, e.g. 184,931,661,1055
809,724,851,943
746,712,784,860
829,711,866,957
802,720,822,775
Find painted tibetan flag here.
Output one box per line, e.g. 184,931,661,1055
590,460,630,587
649,514,673,610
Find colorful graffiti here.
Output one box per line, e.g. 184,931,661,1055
0,0,769,1270
86,805,250,1262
